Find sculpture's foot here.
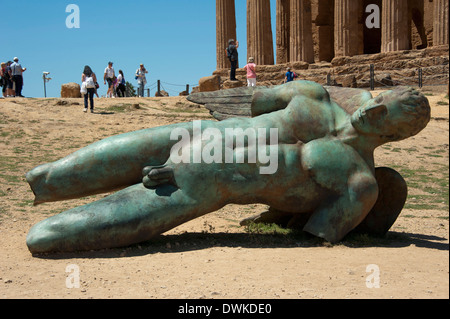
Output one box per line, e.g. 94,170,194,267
26,183,197,254
25,163,52,205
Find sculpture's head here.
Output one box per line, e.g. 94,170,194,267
351,87,431,143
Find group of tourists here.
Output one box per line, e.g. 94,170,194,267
227,39,300,87
101,62,149,99
0,57,27,98
81,62,149,113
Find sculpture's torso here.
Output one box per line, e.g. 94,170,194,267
170,86,371,214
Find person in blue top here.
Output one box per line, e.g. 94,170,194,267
285,67,298,83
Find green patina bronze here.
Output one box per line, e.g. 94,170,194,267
25,81,431,254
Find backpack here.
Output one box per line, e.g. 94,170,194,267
227,47,235,61
85,76,95,88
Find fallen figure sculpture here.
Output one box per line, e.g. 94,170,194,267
25,81,431,254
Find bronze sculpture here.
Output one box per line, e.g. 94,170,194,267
25,81,430,253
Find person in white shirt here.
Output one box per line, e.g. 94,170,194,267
116,70,126,97
103,62,115,98
10,57,27,97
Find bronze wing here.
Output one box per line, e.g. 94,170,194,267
187,85,373,120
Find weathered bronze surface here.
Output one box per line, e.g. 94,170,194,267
25,81,431,253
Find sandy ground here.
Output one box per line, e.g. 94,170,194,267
0,86,448,300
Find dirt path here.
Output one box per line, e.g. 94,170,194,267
0,87,448,299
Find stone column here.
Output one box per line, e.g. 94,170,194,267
276,0,290,64
433,0,449,46
290,0,315,63
334,0,361,57
216,0,237,69
313,0,335,62
381,0,410,52
247,0,274,65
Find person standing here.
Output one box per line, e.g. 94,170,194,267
82,66,97,113
244,57,257,87
285,67,298,83
116,70,126,97
10,57,26,97
135,64,148,97
0,62,5,97
227,39,239,81
0,62,10,97
104,62,115,98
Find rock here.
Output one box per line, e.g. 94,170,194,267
375,73,394,87
341,75,358,88
222,80,244,89
199,75,221,92
191,86,200,94
155,90,169,97
55,100,68,106
61,83,81,98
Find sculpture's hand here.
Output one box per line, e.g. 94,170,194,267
142,165,177,189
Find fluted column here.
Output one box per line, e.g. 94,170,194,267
334,0,360,57
216,0,237,69
381,0,410,52
433,0,449,46
247,0,274,65
276,0,290,64
290,0,314,63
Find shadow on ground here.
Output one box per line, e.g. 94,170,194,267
32,229,449,260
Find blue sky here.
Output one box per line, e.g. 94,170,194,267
1,0,276,98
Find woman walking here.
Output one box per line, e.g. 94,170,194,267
81,66,97,113
116,70,126,97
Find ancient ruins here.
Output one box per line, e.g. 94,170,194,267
210,0,449,90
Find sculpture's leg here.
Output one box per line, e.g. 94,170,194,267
352,167,407,236
26,183,212,254
26,122,195,205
